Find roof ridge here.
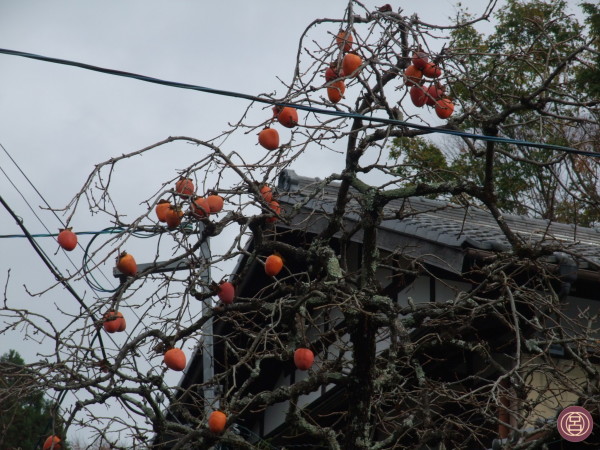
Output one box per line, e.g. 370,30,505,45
277,169,600,235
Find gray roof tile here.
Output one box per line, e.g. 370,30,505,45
278,170,600,269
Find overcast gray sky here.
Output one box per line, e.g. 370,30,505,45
0,0,586,445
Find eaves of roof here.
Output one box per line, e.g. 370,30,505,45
277,169,600,272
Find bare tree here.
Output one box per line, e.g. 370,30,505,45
1,1,599,449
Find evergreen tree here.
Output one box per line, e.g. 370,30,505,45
0,350,64,450
391,0,600,225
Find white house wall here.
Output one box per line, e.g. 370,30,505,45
397,275,473,307
262,372,291,435
562,294,600,339
254,269,597,440
263,398,291,436
397,276,431,308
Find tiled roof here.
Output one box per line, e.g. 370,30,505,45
277,169,600,270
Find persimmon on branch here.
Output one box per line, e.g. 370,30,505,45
2,1,600,448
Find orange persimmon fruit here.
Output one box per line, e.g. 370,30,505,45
191,196,210,218
217,281,235,304
164,348,186,371
207,194,224,214
294,348,314,370
327,80,346,103
325,65,339,82
265,200,281,224
404,65,423,87
435,97,455,119
258,127,280,150
208,410,227,434
43,436,61,450
409,85,427,107
423,61,442,78
342,52,362,78
336,30,353,52
175,177,194,196
155,199,171,223
275,107,298,128
57,228,77,251
103,310,126,333
425,84,445,106
411,50,429,70
116,252,137,277
265,254,284,277
165,205,184,228
260,185,273,203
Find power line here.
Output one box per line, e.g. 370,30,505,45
0,230,120,239
0,149,191,443
0,145,122,302
0,194,108,360
0,194,169,445
0,142,68,227
1,144,122,447
0,164,54,237
2,46,597,447
1,47,598,158
0,141,120,293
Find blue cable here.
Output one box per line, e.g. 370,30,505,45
0,47,597,158
0,230,122,239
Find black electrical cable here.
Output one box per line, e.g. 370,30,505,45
0,140,121,296
0,47,598,158
0,194,108,361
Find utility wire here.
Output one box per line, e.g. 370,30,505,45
0,142,85,281
0,164,55,236
0,227,178,239
0,230,120,238
0,146,115,395
0,141,120,293
3,47,596,447
0,194,161,446
1,142,120,448
0,194,108,361
0,142,67,226
1,146,190,443
1,47,598,158
0,162,93,293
